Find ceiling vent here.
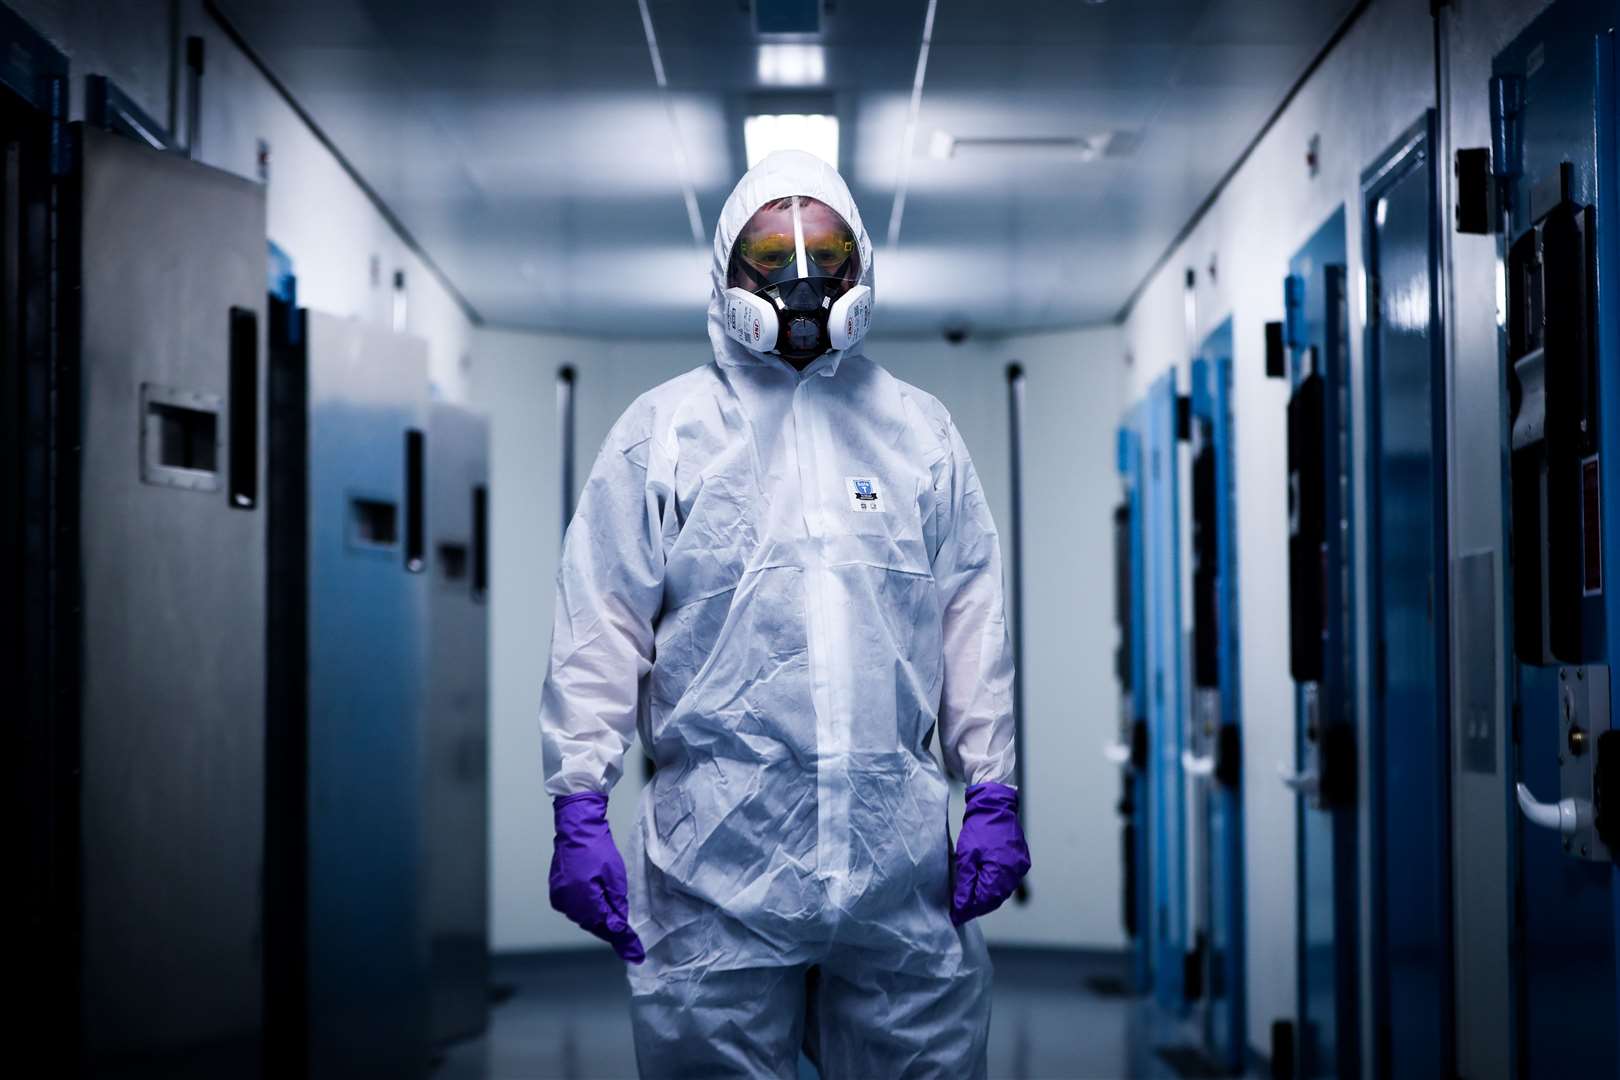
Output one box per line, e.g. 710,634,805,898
929,129,1141,161
1099,129,1141,158
754,0,822,36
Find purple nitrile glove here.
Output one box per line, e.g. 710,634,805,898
549,791,645,964
951,781,1032,926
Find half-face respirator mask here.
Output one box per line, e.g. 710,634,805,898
722,195,872,366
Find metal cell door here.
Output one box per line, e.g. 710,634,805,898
1491,5,1620,1075
1280,207,1360,1080
1144,369,1189,1011
426,401,491,1044
70,122,269,1072
1190,321,1246,1072
1114,414,1154,994
267,305,432,1079
1363,115,1453,1079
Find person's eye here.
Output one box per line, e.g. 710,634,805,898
807,237,853,266
742,235,795,269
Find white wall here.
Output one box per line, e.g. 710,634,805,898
885,326,1129,950
467,328,700,951
467,323,1128,952
10,0,476,399
1119,0,1438,1060
977,326,1132,949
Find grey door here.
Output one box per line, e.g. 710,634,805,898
71,122,268,1072
426,402,491,1044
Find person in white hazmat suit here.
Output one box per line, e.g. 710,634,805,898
540,149,1031,1078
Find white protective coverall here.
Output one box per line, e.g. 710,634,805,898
540,150,1017,1078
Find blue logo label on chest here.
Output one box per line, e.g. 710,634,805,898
845,476,885,513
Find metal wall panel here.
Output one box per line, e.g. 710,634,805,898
426,401,490,1044
71,122,268,1072
1455,551,1499,777
1435,4,1549,1074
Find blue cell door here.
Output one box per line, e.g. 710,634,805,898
1362,114,1453,1079
1144,370,1189,1011
1115,416,1154,994
1190,322,1246,1072
1492,5,1620,1075
1281,207,1359,1080
267,303,434,1079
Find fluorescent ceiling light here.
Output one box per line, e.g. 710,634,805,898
745,113,838,170
927,128,1141,161
758,44,826,85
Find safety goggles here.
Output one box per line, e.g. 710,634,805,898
728,196,860,290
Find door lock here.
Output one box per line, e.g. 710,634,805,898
1568,725,1588,757
1517,665,1610,861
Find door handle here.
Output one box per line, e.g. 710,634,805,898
228,307,257,509
1103,741,1131,766
1515,781,1592,837
472,483,489,602
1181,750,1216,778
404,428,425,573
1277,762,1319,795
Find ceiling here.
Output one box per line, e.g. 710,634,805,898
214,0,1360,338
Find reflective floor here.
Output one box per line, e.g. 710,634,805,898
436,948,1263,1080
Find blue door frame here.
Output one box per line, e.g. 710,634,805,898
1361,113,1454,1079
1284,207,1360,1080
1144,370,1189,1011
1190,322,1246,1073
1117,417,1154,994
1492,5,1620,1074
1603,25,1620,1059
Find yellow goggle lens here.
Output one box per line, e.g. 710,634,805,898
738,232,797,271
805,233,855,269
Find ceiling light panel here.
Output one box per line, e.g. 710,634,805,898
926,129,1141,161
744,113,838,170
757,44,826,86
